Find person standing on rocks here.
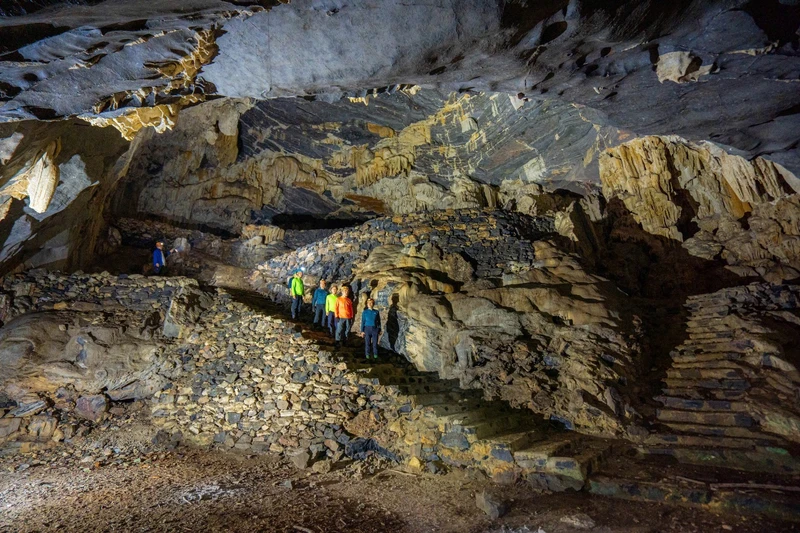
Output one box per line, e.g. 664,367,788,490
290,269,305,320
311,279,329,329
325,284,338,336
152,241,176,275
360,298,381,360
334,285,354,347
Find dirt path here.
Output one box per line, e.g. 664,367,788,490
1,447,796,533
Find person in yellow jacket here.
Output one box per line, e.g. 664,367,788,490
334,285,355,347
324,284,338,337
289,270,304,320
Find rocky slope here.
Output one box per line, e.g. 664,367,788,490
251,209,644,438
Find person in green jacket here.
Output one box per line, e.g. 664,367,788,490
290,270,305,320
325,284,339,337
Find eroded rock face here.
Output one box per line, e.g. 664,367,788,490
600,136,800,283
0,120,130,274
0,271,207,404
0,311,166,398
251,209,643,437
112,90,616,233
1,1,798,175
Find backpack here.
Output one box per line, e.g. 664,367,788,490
287,276,293,289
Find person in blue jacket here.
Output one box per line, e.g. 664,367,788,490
311,279,329,328
360,298,381,359
152,241,176,275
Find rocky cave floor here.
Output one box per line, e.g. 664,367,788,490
0,271,797,533
3,225,800,531
2,429,792,533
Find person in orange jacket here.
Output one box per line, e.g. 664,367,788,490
334,285,355,347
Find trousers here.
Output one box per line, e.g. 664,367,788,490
291,296,302,319
364,326,380,357
336,318,352,342
313,304,325,325
327,312,336,335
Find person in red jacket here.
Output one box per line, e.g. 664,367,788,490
334,285,355,347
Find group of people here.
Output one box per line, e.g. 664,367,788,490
289,270,381,359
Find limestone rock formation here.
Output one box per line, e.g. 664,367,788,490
1,1,799,177
0,119,130,275
0,271,210,409
0,310,166,399
112,90,615,233
600,136,800,283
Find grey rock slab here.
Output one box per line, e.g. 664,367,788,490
475,489,508,520
74,394,108,422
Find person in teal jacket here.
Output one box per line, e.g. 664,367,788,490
360,298,381,359
312,279,329,328
289,270,304,319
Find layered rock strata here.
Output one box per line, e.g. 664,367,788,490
112,90,615,234
600,136,800,284
653,283,800,451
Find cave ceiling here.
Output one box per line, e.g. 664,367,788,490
1,0,799,175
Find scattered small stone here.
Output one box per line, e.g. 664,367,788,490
311,459,332,474
290,451,310,470
75,395,108,422
476,490,507,520
560,513,595,530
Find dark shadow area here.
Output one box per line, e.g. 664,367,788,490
556,197,764,423
268,213,373,231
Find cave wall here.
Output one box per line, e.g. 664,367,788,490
111,90,621,233
0,120,130,275
599,136,800,286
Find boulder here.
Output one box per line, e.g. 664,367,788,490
0,417,21,439
163,286,213,339
74,395,108,422
475,490,507,520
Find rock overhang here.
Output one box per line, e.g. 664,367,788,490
0,0,797,175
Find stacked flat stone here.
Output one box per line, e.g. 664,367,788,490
650,283,800,460
0,269,191,320
252,208,555,299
